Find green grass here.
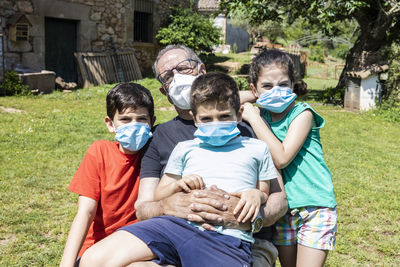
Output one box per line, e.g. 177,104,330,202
1,65,399,266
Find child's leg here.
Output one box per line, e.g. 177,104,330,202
296,206,337,267
276,245,297,267
273,211,299,267
79,230,155,267
296,245,328,267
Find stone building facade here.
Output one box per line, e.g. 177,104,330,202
0,0,190,82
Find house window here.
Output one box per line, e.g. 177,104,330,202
134,0,154,43
7,14,32,42
134,11,152,43
15,23,29,41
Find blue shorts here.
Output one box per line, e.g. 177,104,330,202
120,216,252,267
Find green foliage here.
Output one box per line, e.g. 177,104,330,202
373,43,400,123
322,86,345,105
219,0,368,34
308,44,325,63
234,76,250,91
381,44,400,109
156,6,222,52
232,42,238,54
371,106,400,123
330,43,350,59
220,0,400,89
0,70,30,96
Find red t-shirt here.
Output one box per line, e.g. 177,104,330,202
68,140,141,256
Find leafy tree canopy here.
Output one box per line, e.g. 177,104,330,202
220,0,400,88
156,6,222,52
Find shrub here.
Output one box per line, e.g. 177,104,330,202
372,44,400,123
232,43,238,54
322,86,345,106
380,44,400,109
330,43,350,60
234,76,250,91
0,70,30,96
308,44,325,63
156,5,222,52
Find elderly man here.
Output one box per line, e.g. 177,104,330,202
135,45,287,267
81,45,287,267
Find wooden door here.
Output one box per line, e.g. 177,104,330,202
45,18,77,82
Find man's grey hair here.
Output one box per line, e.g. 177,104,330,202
152,45,203,78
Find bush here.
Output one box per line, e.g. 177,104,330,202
322,86,345,106
380,44,400,109
0,70,30,96
234,76,250,91
308,44,325,63
372,107,400,123
330,43,350,60
232,43,238,54
156,5,222,52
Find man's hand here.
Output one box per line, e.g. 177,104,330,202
187,186,251,231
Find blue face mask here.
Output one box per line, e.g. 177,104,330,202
256,86,297,113
194,121,240,146
115,122,152,152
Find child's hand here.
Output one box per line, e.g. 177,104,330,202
176,174,205,193
242,103,261,123
231,189,266,223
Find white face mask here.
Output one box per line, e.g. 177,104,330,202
168,73,199,110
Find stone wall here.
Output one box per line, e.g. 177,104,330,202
0,0,192,74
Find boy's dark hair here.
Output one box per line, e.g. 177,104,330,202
249,49,295,86
106,83,154,120
190,72,240,116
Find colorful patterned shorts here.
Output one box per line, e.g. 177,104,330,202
273,206,337,250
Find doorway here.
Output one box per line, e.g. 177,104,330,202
45,17,77,82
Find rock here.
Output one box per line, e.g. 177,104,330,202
90,12,101,21
16,1,33,13
55,76,77,90
106,27,114,35
55,76,66,89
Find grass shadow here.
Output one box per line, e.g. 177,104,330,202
297,89,325,102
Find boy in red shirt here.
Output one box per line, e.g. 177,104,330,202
60,83,155,267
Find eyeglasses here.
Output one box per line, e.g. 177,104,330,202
157,59,199,86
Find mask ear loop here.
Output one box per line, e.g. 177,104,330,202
196,62,201,74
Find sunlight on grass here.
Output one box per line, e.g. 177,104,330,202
1,76,399,265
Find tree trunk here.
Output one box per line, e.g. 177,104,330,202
336,7,393,89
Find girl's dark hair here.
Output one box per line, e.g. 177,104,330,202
190,72,240,116
249,49,295,86
106,83,154,120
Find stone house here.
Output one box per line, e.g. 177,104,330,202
0,0,190,83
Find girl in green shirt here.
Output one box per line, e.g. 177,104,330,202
242,49,337,267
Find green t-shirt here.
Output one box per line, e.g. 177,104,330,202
261,102,337,209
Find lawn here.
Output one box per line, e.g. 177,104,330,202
1,67,399,265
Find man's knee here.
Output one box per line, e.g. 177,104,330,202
252,238,278,267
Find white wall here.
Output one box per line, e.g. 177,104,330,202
360,75,379,111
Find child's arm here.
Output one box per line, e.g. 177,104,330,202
231,180,270,223
242,103,313,169
60,196,97,267
154,173,205,201
239,90,257,104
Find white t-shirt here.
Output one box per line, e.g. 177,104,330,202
165,136,277,242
